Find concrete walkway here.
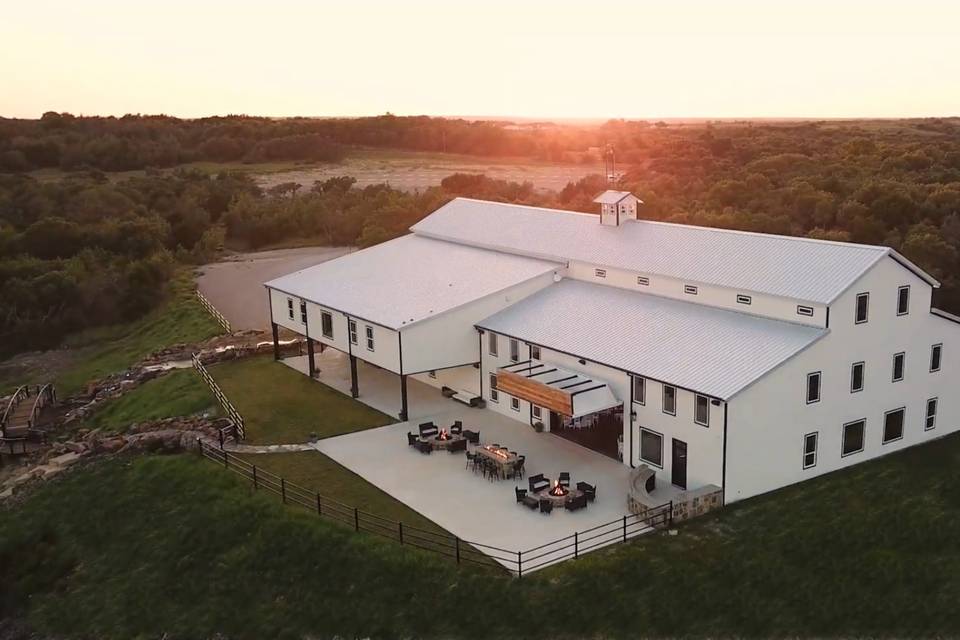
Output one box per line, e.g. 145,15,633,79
224,442,316,454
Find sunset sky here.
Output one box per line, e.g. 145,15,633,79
1,0,958,120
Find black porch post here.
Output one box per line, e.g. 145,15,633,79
271,322,280,361
399,374,408,421
349,355,359,398
307,339,316,378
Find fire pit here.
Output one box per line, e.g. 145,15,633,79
548,480,569,498
537,480,582,508
424,429,464,450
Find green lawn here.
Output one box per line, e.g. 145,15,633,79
82,369,220,433
6,432,960,637
209,355,393,444
54,270,223,397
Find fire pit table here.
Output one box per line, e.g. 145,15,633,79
421,429,465,451
536,482,584,509
475,444,519,475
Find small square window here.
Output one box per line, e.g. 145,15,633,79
637,276,650,286
806,372,821,404
488,332,498,357
320,311,333,338
736,294,752,305
662,385,676,416
797,305,814,317
684,285,698,295
842,419,865,457
633,376,645,405
489,373,499,402
595,268,607,278
640,428,663,467
892,352,905,382
883,407,905,444
897,285,910,316
694,394,710,427
530,345,541,360
510,397,520,411
803,432,818,469
930,344,942,372
925,397,938,430
850,361,864,393
855,292,869,324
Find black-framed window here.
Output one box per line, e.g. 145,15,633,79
897,285,910,316
855,292,869,324
883,407,905,444
595,268,607,278
640,428,663,467
530,345,541,360
365,325,375,351
737,294,752,305
684,285,698,295
662,385,676,416
930,343,942,372
892,352,905,382
637,276,650,286
925,397,938,430
320,311,333,338
509,338,519,362
803,432,818,469
488,332,498,357
348,319,358,345
842,419,865,457
850,361,864,393
806,371,821,404
300,301,308,324
489,373,499,402
510,397,520,411
633,376,646,405
532,405,542,420
695,394,710,427
287,297,294,320
797,305,814,317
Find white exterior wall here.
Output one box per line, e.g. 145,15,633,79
400,270,560,375
567,260,826,328
410,365,480,395
725,256,960,502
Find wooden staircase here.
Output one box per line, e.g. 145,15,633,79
1,384,56,455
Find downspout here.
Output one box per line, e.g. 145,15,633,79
721,401,729,505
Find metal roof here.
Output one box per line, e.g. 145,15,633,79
265,234,560,330
411,198,922,304
478,279,826,400
592,190,636,204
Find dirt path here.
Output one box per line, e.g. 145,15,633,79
196,246,353,331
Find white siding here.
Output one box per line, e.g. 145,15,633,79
725,256,960,502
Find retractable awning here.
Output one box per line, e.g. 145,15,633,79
495,360,622,418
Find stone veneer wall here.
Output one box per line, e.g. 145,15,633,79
627,465,723,525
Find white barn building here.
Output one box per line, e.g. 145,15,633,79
265,192,960,505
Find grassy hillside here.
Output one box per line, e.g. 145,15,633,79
4,431,960,638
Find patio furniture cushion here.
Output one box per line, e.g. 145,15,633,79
529,474,550,493
558,472,571,488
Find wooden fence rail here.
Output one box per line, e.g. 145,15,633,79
196,289,231,333
192,354,245,440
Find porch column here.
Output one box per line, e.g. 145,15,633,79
307,339,316,378
349,355,359,398
271,322,280,361
399,374,409,421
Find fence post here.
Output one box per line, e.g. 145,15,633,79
574,532,579,559
668,500,674,528
281,477,286,504
623,514,628,542
252,466,258,490
398,521,404,545
316,493,322,516
455,537,461,564
218,429,224,450
354,507,359,532
196,437,202,455
223,449,229,469
517,551,522,578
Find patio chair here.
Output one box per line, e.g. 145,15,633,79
510,456,526,481
539,498,554,514
415,441,432,454
529,474,550,493
515,486,527,503
418,422,438,438
558,472,571,488
450,420,463,435
407,432,419,446
448,438,467,453
463,430,480,445
565,493,588,511
522,494,540,510
576,481,596,502
465,451,477,469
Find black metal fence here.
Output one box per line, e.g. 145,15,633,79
197,439,673,575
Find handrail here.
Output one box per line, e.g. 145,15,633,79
26,384,55,429
0,385,30,434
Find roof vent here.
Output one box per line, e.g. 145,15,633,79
592,191,643,227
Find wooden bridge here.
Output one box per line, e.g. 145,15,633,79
1,384,56,455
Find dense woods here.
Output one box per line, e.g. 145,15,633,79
1,114,959,358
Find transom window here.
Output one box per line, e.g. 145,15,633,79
803,432,818,469
637,276,650,286
640,428,663,468
320,311,333,338
695,394,710,427
897,285,910,315
489,373,499,402
925,398,938,430
806,372,821,404
662,385,676,416
488,332,498,357
930,343,942,372
883,407,905,444
855,292,870,324
348,319,358,345
892,352,905,382
365,325,375,351
287,297,294,320
633,376,646,405
594,268,607,278
842,419,865,457
509,338,519,362
850,361,864,393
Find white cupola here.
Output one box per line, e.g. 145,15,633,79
592,190,643,226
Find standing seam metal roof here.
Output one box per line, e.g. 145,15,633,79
477,279,826,400
410,198,896,304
